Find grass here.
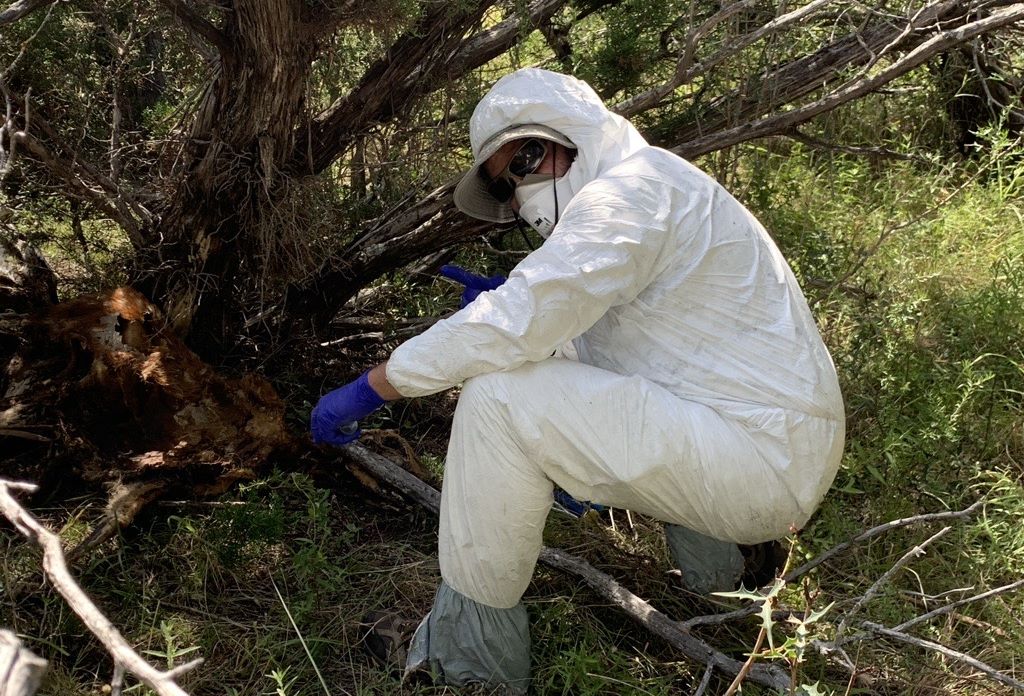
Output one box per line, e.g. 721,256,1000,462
2,133,1024,695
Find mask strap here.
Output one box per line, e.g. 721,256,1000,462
512,210,536,251
552,151,560,228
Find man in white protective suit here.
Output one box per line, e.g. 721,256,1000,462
309,68,845,692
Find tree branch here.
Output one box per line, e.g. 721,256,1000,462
893,578,1024,633
341,444,792,692
0,0,55,27
0,83,150,243
672,2,1024,158
682,500,983,630
158,0,231,58
0,480,200,696
447,0,572,76
291,0,571,175
786,501,983,584
861,622,1024,691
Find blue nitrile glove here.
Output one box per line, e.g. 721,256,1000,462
310,370,386,446
553,488,608,518
439,264,507,309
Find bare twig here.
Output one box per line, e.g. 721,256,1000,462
0,479,200,696
861,622,1024,691
723,625,767,695
894,578,1024,633
834,526,951,641
684,501,982,630
341,444,792,691
692,658,715,696
785,500,982,584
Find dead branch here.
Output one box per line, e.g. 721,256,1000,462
0,0,54,26
692,658,715,696
0,480,201,696
834,525,951,641
682,500,983,630
861,622,1024,691
785,500,983,584
673,2,1024,159
0,629,47,696
341,444,792,692
894,578,1024,633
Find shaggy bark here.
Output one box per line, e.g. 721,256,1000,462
132,0,327,354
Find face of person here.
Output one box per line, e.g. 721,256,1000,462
483,138,573,212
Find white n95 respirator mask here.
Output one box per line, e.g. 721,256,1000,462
515,174,577,238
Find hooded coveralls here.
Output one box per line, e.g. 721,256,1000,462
384,69,845,691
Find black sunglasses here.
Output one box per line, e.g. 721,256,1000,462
480,139,549,203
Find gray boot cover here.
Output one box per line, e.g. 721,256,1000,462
405,581,530,694
665,524,744,594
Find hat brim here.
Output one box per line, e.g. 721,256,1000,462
453,124,575,223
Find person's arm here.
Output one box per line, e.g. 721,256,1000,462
385,175,672,398
367,361,402,401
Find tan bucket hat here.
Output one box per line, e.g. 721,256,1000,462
453,124,575,223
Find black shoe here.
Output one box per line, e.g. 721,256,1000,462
737,540,787,589
360,611,418,674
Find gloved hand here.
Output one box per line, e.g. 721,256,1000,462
310,370,386,446
440,264,507,309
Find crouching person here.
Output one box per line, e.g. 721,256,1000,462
310,68,845,693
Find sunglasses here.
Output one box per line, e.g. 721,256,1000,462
480,139,549,204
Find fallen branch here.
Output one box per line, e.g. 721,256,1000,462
0,479,200,696
785,501,982,584
0,629,47,696
834,525,951,641
861,622,1024,691
342,444,792,691
894,578,1024,633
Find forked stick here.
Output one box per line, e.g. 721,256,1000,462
0,480,200,696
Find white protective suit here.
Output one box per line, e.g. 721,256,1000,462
386,69,845,610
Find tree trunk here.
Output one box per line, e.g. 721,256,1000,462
133,0,321,357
